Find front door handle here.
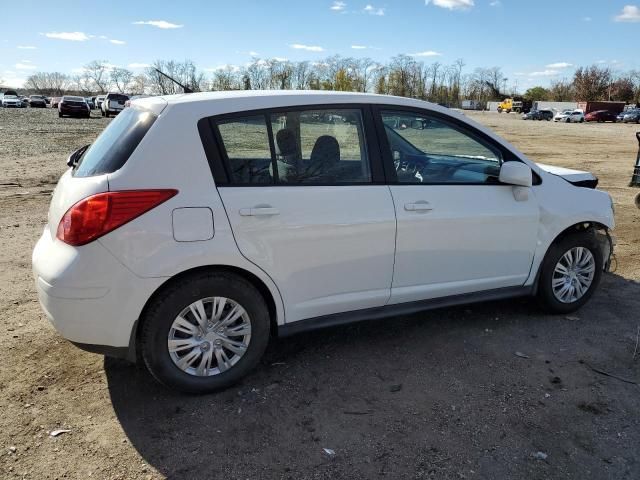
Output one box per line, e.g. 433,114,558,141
404,202,433,212
239,207,280,217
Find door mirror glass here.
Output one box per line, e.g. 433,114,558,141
499,161,532,187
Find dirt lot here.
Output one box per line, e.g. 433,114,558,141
1,107,639,480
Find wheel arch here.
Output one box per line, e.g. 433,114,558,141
531,220,611,294
132,264,282,363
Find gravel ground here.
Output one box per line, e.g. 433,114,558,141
1,107,639,480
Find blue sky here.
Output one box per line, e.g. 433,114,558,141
1,0,638,90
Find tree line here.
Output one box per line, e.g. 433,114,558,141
18,57,640,105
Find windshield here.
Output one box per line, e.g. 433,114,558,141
73,107,157,177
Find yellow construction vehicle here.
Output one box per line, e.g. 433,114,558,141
497,97,531,113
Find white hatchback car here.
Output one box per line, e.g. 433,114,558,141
33,91,615,393
554,110,585,123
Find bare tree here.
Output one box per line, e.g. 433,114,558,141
129,74,148,95
111,68,134,93
84,60,111,93
24,72,71,95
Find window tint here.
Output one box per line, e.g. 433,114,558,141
381,111,501,185
215,108,371,185
270,109,370,184
217,116,273,184
73,107,157,177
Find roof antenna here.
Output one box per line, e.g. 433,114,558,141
153,68,193,94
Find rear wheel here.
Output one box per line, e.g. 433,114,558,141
58,112,62,118
537,232,603,314
141,272,271,393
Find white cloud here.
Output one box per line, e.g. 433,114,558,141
330,1,346,11
109,39,126,45
15,62,36,70
545,62,573,69
351,45,367,49
17,45,36,49
248,51,259,56
364,4,385,15
273,57,288,62
425,0,474,10
583,16,592,22
409,50,443,57
44,31,90,41
490,0,501,6
614,5,640,22
290,43,324,52
128,63,151,69
133,20,184,29
206,64,242,73
530,70,559,77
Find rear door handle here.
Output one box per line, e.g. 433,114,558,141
404,202,433,212
239,207,280,217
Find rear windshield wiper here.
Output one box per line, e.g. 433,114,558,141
67,144,90,168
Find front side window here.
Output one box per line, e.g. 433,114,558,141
381,111,502,185
215,108,371,185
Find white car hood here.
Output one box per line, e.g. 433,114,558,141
537,163,596,182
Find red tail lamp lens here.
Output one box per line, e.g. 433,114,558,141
57,189,178,246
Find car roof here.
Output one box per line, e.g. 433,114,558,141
155,90,438,107
135,89,455,119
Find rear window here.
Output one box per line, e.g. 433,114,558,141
108,94,129,102
73,107,157,177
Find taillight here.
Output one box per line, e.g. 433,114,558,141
56,189,178,246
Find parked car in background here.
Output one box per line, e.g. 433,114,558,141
616,111,627,122
20,97,29,107
28,95,47,108
32,91,615,393
2,94,23,108
95,95,106,110
58,96,90,118
44,97,51,105
622,109,640,124
101,92,129,117
554,110,584,123
522,109,553,121
85,97,95,109
584,110,618,123
50,97,62,108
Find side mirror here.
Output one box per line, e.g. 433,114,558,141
499,161,532,187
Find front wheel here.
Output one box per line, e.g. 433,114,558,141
537,232,603,314
141,272,271,393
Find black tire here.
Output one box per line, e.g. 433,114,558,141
105,110,110,118
537,231,603,314
58,112,62,118
141,272,271,394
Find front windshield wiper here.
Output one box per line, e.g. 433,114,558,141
67,144,90,168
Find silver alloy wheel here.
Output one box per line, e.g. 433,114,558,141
552,247,596,304
168,297,252,377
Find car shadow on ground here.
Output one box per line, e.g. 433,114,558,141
105,273,640,479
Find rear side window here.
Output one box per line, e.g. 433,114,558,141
217,116,273,184
214,108,371,185
73,107,156,177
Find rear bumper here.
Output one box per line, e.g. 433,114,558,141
32,227,165,355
